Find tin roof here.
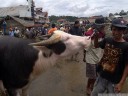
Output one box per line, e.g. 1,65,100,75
0,5,30,17
9,16,34,27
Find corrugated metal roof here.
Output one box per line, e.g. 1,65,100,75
0,5,30,17
9,16,34,27
88,18,95,23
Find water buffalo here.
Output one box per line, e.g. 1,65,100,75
0,30,91,96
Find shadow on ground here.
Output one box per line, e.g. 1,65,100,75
29,51,128,96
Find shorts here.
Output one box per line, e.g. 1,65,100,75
86,63,97,79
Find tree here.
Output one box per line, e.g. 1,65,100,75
109,13,114,17
119,10,127,16
49,15,78,23
114,12,119,15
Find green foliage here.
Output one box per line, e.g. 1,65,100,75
49,15,79,23
114,10,127,16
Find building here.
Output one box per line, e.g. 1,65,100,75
0,0,49,33
35,7,49,24
0,15,35,34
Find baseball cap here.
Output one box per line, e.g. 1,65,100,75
95,18,105,29
112,18,127,28
95,17,105,26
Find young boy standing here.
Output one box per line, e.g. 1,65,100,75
91,18,128,96
84,18,105,95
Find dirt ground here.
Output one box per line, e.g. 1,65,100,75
29,51,128,96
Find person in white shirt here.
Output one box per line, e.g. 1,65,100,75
83,18,105,95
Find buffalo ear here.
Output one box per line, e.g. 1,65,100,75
34,46,53,57
46,41,66,55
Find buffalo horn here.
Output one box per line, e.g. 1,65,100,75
29,33,61,46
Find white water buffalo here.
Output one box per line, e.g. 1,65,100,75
0,30,91,96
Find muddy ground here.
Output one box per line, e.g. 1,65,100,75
29,51,128,96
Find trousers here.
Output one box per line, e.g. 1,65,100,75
91,76,115,96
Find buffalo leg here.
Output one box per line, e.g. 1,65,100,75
22,85,29,96
0,80,6,94
7,88,19,96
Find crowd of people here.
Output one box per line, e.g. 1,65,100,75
0,17,128,96
0,19,91,40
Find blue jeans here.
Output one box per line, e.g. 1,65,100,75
91,76,115,96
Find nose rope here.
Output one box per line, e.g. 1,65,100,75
87,30,96,40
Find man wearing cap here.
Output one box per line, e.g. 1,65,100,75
83,18,105,95
91,18,128,96
60,24,65,31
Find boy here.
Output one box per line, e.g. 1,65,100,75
91,18,128,96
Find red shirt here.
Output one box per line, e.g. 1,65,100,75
85,28,105,39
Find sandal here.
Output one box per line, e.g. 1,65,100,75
86,88,91,95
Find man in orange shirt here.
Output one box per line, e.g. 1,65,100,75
48,23,57,34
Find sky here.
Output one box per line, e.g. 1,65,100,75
0,0,128,17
